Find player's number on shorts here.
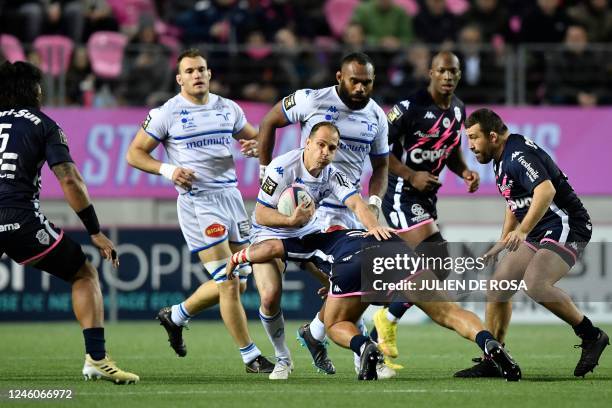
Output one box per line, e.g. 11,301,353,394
0,124,18,180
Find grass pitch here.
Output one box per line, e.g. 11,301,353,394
1,321,611,408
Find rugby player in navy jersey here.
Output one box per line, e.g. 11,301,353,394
373,51,480,363
0,61,138,384
457,108,609,378
225,229,521,381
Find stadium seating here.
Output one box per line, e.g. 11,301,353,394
0,34,26,63
33,35,74,76
324,0,360,38
87,31,128,79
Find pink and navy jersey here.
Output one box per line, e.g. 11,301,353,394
494,134,587,222
0,108,73,210
387,89,465,195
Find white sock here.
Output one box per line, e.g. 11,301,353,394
386,309,399,324
259,308,291,360
309,314,326,342
171,302,191,326
239,342,262,364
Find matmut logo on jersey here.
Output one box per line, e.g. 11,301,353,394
205,223,226,238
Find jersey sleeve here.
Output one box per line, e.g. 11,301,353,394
257,164,286,208
370,107,389,157
45,124,74,167
386,101,411,146
228,99,247,134
141,105,169,141
281,89,316,124
329,169,359,204
508,150,550,193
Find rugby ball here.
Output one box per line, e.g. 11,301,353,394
277,185,314,216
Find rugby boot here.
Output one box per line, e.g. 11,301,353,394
454,355,502,378
373,308,398,358
297,323,336,374
82,354,139,384
574,329,609,377
245,355,275,373
156,307,187,357
357,341,384,381
485,340,521,381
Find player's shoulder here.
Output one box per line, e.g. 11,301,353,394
504,134,538,165
150,93,182,116
270,148,302,169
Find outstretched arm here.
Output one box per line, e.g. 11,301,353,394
258,101,290,165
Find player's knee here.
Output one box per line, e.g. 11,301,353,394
523,277,549,301
71,261,98,284
259,288,281,314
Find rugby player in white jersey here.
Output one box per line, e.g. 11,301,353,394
251,121,392,379
126,49,274,373
257,52,390,376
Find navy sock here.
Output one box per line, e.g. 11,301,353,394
349,335,370,356
370,326,378,342
475,330,495,352
388,302,409,320
83,327,106,361
573,316,599,340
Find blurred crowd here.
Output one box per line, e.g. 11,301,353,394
1,0,612,106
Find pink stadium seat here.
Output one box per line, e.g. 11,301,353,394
33,35,74,76
324,0,360,38
87,31,128,79
446,0,469,15
0,34,26,63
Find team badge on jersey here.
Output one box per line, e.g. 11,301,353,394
386,105,403,124
283,93,297,111
261,176,278,196
205,223,226,238
36,229,50,245
454,106,462,122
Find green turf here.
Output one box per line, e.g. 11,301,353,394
0,321,610,408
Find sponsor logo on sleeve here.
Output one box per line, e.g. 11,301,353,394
334,172,350,188
386,105,403,124
205,223,226,238
283,93,297,111
57,128,68,145
261,176,278,196
142,114,152,130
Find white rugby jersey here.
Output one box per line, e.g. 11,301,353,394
253,148,358,239
281,86,389,205
142,93,246,193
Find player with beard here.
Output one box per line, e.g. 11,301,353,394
371,52,480,367
256,52,390,377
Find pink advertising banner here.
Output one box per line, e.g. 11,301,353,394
40,105,611,199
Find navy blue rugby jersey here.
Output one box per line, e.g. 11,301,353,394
494,134,588,222
0,108,73,210
282,229,409,274
387,89,465,194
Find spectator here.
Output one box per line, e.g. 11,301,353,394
414,0,460,46
351,0,414,50
546,24,608,106
382,42,431,104
119,23,171,105
65,46,95,106
175,0,253,45
455,24,505,104
0,1,45,43
82,0,120,42
230,30,289,103
43,1,86,43
568,0,612,43
521,0,570,43
274,27,324,90
249,0,296,42
460,0,509,43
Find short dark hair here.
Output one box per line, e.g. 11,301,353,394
465,108,508,135
340,52,374,71
177,48,207,70
0,61,42,109
308,121,340,138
